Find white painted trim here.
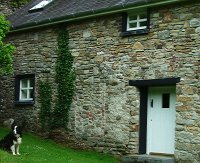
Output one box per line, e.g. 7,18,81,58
127,13,147,31
19,79,33,101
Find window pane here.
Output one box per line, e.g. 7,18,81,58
21,90,27,99
129,15,137,20
21,79,28,88
162,93,170,108
29,89,34,99
129,22,137,28
140,21,147,27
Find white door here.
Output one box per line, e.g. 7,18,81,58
147,86,176,154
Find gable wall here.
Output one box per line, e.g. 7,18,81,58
0,0,14,15
0,1,199,162
0,0,26,16
0,28,58,129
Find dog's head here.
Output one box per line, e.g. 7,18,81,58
12,126,22,138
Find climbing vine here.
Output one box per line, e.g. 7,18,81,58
9,0,31,8
51,28,76,129
38,80,52,131
38,28,75,130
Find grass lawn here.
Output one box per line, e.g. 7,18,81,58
0,127,120,163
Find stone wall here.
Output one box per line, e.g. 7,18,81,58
0,1,199,162
0,0,14,15
0,0,24,16
68,16,141,155
0,28,58,129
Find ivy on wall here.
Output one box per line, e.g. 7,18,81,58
38,80,52,131
9,0,31,8
52,28,76,129
38,28,76,130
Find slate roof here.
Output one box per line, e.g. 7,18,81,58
7,0,183,31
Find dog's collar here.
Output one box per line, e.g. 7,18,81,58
13,126,17,134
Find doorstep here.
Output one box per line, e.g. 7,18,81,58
121,154,175,163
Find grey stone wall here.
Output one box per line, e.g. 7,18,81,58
0,1,199,162
68,16,141,155
0,0,24,16
0,0,13,15
0,29,58,130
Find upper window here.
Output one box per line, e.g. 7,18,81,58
15,74,35,105
127,12,147,31
29,0,53,12
121,9,149,36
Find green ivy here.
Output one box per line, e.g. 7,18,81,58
0,14,15,76
38,28,75,131
52,28,76,129
38,80,52,131
10,0,31,8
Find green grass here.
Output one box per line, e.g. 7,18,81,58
0,128,120,163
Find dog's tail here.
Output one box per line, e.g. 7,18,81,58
3,118,15,129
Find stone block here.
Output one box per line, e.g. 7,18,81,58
83,29,92,38
133,42,144,51
190,18,200,27
195,27,200,34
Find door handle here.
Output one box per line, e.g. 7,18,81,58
151,99,153,108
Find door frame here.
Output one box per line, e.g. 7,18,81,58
129,77,180,154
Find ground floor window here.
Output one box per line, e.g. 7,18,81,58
15,74,35,105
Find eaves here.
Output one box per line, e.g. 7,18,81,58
9,0,189,33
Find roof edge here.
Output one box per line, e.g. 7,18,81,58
9,0,188,33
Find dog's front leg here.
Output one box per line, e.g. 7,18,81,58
10,145,16,155
15,144,20,155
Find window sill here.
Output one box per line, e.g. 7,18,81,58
14,101,35,106
120,28,149,37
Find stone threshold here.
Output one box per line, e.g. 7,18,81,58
121,154,175,163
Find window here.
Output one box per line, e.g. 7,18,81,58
162,93,170,108
20,79,33,101
15,74,35,105
121,9,149,36
127,12,147,31
29,0,53,12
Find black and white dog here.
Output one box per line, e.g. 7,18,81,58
0,120,22,155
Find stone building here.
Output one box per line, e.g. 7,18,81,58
0,0,199,162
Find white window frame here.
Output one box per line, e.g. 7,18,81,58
19,79,33,101
127,12,147,31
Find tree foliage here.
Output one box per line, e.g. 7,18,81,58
0,14,15,75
